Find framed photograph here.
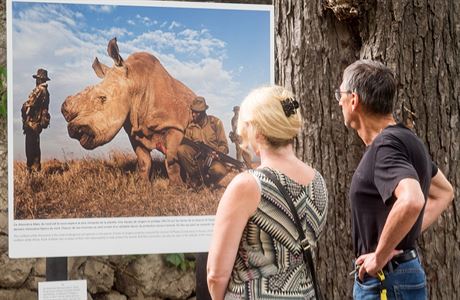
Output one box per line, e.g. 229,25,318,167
8,0,273,257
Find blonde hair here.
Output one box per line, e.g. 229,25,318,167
237,85,301,149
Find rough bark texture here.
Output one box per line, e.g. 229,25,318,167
275,0,459,299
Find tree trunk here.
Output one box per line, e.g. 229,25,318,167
274,0,459,299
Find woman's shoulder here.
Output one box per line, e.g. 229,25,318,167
231,171,260,187
225,172,261,200
222,171,261,216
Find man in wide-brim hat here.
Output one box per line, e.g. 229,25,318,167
190,96,209,111
177,96,229,188
21,68,51,173
32,68,51,81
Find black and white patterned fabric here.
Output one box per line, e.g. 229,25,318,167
225,167,328,300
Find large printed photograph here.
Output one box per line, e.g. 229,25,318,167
10,0,273,220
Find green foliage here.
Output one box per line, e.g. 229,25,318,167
164,253,195,272
0,66,6,118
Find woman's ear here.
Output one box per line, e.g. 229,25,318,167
255,132,265,143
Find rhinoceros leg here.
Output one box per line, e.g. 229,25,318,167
126,131,152,180
164,128,184,185
135,145,152,180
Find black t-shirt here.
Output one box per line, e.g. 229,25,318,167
349,123,437,256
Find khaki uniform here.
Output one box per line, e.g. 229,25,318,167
230,113,242,160
21,83,50,172
177,115,229,186
229,112,252,168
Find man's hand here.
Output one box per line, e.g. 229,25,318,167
356,249,402,281
211,151,219,159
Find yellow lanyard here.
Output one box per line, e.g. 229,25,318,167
376,270,388,300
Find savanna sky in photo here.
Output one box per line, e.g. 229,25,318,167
10,0,272,160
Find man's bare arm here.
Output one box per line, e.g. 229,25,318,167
375,179,425,264
422,170,454,232
357,178,425,279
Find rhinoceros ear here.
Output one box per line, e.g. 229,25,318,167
107,37,124,67
92,57,110,79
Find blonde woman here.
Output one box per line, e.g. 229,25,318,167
207,85,329,300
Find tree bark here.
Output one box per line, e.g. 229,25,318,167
274,0,459,299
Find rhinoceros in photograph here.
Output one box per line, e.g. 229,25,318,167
61,38,195,183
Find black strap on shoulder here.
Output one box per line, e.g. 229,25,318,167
259,168,323,300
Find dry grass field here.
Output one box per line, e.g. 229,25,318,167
13,152,223,219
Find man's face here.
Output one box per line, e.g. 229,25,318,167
192,110,206,123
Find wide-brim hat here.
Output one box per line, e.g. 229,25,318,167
191,96,209,112
32,68,51,81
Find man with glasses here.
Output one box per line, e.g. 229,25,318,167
337,60,453,299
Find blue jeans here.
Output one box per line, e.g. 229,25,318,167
353,258,427,300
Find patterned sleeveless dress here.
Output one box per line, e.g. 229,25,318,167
225,167,328,300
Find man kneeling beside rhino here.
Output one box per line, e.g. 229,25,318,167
177,96,229,188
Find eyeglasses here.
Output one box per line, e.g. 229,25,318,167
334,89,352,102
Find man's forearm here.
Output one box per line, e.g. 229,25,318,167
375,196,423,263
421,198,446,232
422,192,454,232
422,171,454,232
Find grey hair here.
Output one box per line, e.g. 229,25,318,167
342,60,396,115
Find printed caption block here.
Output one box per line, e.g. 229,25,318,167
38,280,87,300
